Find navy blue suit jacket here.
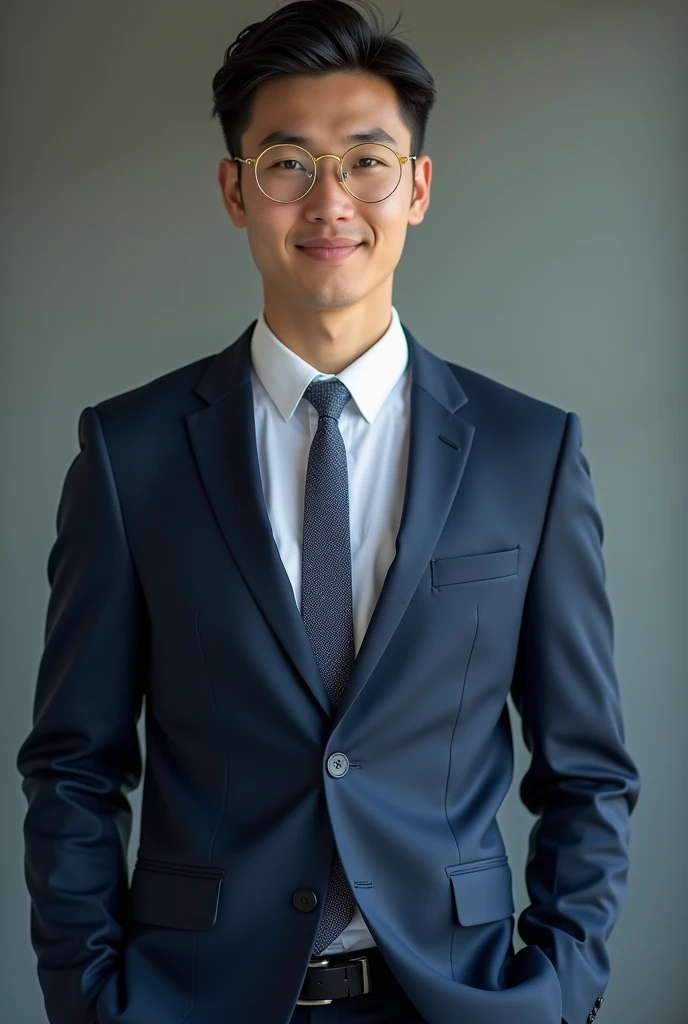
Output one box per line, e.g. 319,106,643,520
17,320,640,1024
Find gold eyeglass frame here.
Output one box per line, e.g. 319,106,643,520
232,143,417,204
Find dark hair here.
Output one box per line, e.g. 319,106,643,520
211,0,436,182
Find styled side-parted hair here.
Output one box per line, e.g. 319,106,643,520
211,0,437,195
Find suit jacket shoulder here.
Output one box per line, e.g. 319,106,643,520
92,350,215,434
442,358,571,480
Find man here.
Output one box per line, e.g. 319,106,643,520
17,2,640,1023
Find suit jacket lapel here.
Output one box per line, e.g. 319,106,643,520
332,327,474,728
186,320,475,726
186,322,333,718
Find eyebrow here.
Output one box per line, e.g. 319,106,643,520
257,127,399,149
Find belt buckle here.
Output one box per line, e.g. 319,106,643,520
348,955,371,994
296,958,334,1006
295,953,371,1006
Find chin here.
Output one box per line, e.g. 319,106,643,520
306,287,363,310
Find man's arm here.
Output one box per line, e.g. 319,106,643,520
510,410,641,1024
16,405,147,1024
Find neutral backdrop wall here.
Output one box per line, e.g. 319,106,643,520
2,1,686,1021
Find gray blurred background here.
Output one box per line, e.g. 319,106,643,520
1,1,686,1021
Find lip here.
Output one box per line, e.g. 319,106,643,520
296,241,363,262
298,238,363,248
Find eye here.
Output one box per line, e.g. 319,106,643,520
272,159,306,171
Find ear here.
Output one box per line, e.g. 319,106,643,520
218,158,247,227
408,154,432,226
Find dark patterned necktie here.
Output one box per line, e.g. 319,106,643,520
301,377,357,955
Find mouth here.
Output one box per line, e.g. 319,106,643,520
296,243,364,262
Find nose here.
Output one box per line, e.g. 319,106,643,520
307,155,353,201
301,155,356,221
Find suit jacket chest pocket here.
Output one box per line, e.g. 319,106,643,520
431,546,520,588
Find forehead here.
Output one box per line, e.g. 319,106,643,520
244,71,409,150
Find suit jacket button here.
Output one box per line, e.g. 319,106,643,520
293,889,318,913
327,752,350,777
595,997,604,1008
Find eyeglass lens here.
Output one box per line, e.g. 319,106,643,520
254,144,402,202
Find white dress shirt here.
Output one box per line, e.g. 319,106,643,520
249,304,412,954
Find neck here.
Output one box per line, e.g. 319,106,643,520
261,283,394,375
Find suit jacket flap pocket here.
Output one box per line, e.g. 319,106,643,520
130,863,224,930
447,859,515,925
432,547,520,587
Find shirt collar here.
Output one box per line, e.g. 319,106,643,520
249,305,409,424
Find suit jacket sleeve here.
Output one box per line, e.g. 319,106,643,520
16,405,147,1024
510,410,641,1024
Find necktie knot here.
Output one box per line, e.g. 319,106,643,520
304,377,352,421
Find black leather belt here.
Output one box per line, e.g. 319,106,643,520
296,952,372,1005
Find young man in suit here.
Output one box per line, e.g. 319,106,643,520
17,2,640,1023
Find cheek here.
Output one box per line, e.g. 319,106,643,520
369,189,412,247
370,212,408,258
245,211,292,264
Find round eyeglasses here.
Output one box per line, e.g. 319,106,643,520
233,143,417,204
